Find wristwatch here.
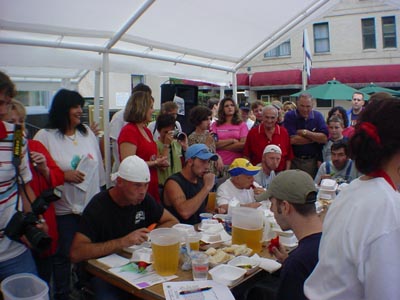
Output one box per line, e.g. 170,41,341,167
302,129,307,136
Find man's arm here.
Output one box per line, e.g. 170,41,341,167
290,134,312,145
298,129,328,144
163,173,214,220
285,159,291,170
157,209,179,228
70,228,150,263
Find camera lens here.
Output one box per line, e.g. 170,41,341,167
24,225,52,252
177,133,186,141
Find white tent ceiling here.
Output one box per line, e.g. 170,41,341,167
0,0,352,86
2,0,398,186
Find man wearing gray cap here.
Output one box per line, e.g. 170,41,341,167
246,170,322,300
163,143,218,225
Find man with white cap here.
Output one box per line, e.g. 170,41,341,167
70,155,178,263
245,170,322,300
163,143,218,225
254,144,282,189
216,158,263,214
70,155,178,299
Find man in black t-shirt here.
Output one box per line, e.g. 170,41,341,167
70,155,178,263
245,170,322,300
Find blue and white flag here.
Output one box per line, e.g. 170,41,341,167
303,29,312,78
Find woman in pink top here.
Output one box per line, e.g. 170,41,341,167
211,97,248,166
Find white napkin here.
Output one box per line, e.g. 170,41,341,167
251,254,281,273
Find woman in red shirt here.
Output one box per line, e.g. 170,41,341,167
118,91,168,202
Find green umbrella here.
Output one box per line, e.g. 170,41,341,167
291,80,370,101
359,83,400,96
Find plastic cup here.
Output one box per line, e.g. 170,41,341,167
186,232,202,251
149,228,181,276
199,213,213,220
1,273,49,300
191,251,209,281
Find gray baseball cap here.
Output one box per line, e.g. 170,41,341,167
265,169,317,204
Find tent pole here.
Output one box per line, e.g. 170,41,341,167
232,72,238,104
94,71,101,125
219,86,225,100
105,0,156,50
102,53,111,187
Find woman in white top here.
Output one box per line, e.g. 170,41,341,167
34,89,105,300
304,97,400,300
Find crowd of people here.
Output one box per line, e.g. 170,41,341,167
0,68,399,300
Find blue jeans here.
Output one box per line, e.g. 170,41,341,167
53,214,80,300
91,277,132,300
0,249,38,281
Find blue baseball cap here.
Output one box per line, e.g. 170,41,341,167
185,144,218,162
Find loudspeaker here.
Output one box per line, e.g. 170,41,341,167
160,84,198,134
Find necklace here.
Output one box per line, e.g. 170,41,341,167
65,133,78,146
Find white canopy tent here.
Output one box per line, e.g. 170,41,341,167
1,0,398,185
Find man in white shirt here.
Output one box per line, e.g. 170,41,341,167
240,102,254,130
216,158,263,213
109,83,152,172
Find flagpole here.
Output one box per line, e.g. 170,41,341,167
302,29,312,91
302,65,308,91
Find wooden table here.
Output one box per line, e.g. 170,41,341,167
85,246,275,300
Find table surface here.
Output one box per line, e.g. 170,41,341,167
85,246,275,300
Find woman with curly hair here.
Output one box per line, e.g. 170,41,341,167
210,97,248,166
188,106,223,175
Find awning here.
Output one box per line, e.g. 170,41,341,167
247,64,400,88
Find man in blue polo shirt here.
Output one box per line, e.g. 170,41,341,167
284,93,328,177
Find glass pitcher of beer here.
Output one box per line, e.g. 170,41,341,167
231,207,264,253
149,228,181,276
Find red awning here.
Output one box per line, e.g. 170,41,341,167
247,64,400,87
309,65,400,85
237,73,250,86
250,70,302,86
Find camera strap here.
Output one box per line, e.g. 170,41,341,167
12,124,23,171
12,124,25,212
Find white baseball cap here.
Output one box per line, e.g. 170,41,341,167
263,144,282,155
111,155,150,183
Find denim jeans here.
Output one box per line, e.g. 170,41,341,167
53,214,80,300
91,277,132,300
0,249,38,281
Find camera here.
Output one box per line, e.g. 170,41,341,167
31,187,62,215
4,211,52,252
3,187,61,252
172,130,186,141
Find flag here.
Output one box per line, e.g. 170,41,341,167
303,29,312,78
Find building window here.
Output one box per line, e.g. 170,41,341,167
362,18,376,49
313,23,330,53
382,16,397,48
264,40,291,58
